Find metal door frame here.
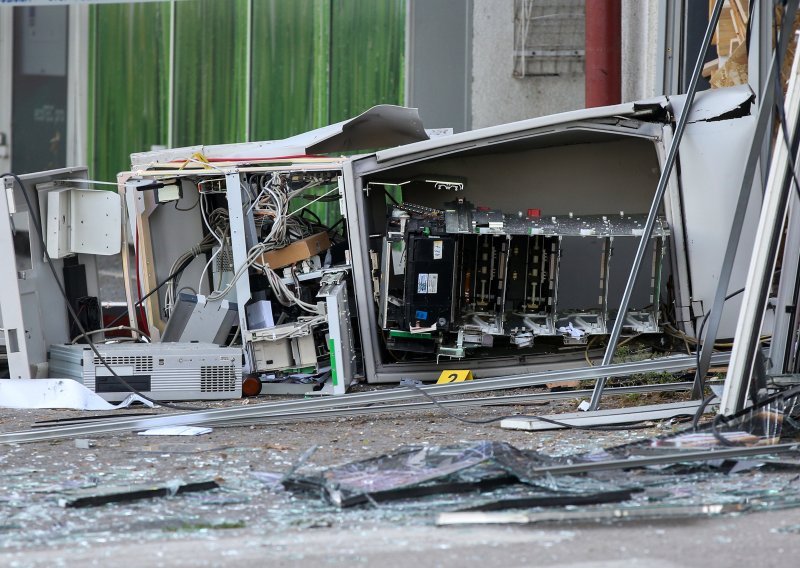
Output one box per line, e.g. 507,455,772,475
0,5,89,174
0,7,13,174
66,5,89,169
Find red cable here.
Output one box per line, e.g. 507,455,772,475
167,154,323,164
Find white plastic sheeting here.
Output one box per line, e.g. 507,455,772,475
0,379,154,411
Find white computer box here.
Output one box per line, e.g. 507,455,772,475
50,343,242,402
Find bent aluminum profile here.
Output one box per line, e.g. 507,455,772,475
0,352,730,444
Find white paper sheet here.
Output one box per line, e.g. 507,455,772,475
138,426,212,437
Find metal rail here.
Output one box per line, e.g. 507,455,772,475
38,381,695,428
528,443,800,476
723,16,800,414
588,0,726,411
200,381,699,427
0,353,729,443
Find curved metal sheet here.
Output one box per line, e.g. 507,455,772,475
130,105,428,168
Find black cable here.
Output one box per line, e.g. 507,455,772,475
384,188,400,206
703,383,800,446
173,193,200,211
403,382,677,431
327,216,345,235
693,287,745,388
2,173,201,412
300,207,323,225
710,412,739,446
649,383,800,452
692,393,718,432
104,257,193,330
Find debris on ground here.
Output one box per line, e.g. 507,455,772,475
279,388,800,526
59,479,221,509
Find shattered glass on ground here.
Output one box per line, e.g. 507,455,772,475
280,388,800,524
2,387,800,552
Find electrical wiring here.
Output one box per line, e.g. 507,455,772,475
584,336,598,366
164,232,216,315
197,177,226,193
288,186,339,218
204,241,272,301
197,194,229,295
105,259,195,330
71,326,151,345
263,266,324,314
250,174,325,251
249,315,327,341
1,173,201,412
583,334,641,367
693,288,745,379
174,197,199,212
202,174,330,314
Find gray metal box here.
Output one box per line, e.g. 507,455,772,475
49,343,242,402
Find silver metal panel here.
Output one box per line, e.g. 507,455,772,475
67,188,121,255
367,135,664,216
666,85,754,121
340,158,377,381
770,199,800,373
49,342,242,402
161,294,238,345
318,271,355,395
375,87,751,167
656,0,681,96
0,8,11,175
501,399,703,431
0,167,93,379
374,102,652,164
143,182,205,310
676,115,761,337
406,0,472,132
130,105,428,168
659,125,693,330
0,176,33,376
225,172,253,336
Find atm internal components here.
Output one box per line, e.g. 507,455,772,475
376,200,669,361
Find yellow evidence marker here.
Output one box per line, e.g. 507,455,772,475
436,370,474,384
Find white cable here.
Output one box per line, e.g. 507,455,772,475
197,194,227,295
71,326,151,345
203,175,328,314
251,315,326,341
288,186,338,218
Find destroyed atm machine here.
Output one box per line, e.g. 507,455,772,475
121,86,764,396
340,86,763,385
0,167,244,401
120,106,430,396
